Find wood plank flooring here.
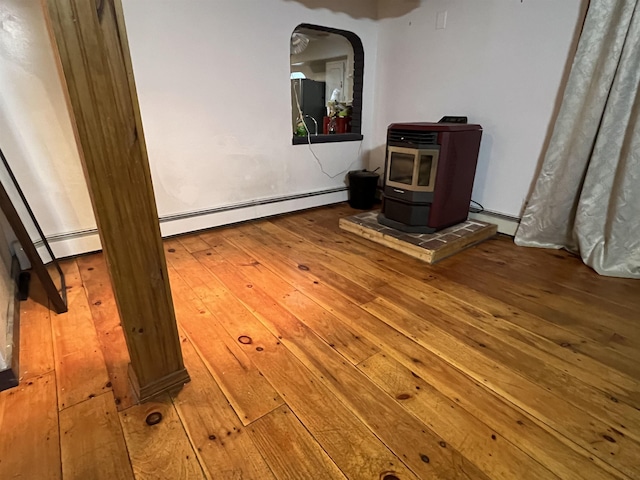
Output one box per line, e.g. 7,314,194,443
1,203,639,480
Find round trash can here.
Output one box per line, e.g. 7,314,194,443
348,170,379,209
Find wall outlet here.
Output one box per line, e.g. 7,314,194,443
436,11,447,30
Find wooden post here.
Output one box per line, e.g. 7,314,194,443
43,0,189,401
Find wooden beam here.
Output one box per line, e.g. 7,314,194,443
42,0,189,401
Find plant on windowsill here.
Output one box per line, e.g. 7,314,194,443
327,101,352,134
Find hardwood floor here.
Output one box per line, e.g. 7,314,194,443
1,203,639,479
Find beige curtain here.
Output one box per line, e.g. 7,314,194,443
515,0,640,279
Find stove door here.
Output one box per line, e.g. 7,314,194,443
386,146,439,192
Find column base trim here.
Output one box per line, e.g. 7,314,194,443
128,363,191,403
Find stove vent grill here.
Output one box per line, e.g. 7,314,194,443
388,129,438,147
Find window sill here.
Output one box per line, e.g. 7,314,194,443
292,133,363,145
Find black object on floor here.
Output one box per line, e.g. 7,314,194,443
348,170,379,209
17,271,31,301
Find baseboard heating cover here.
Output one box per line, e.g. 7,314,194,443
41,187,348,258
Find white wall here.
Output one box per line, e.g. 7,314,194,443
373,0,588,217
120,0,378,225
0,1,97,255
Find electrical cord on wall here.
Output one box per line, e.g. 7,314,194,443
470,199,484,213
293,79,363,179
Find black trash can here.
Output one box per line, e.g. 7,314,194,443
348,170,379,209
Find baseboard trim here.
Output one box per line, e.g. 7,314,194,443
42,187,349,258
469,210,520,236
128,363,191,403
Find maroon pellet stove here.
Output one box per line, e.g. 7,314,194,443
378,122,483,233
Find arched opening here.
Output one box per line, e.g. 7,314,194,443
290,23,364,144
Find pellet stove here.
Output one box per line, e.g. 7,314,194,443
378,122,482,233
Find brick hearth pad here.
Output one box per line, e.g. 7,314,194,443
339,210,497,264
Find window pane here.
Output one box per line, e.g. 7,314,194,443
417,154,434,186
389,153,414,185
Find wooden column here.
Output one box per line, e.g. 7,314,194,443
43,0,189,401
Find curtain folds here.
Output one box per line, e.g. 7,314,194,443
515,0,640,279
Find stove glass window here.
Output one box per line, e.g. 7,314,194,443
418,154,434,186
388,152,415,185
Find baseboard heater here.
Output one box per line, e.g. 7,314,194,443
158,187,347,223
39,186,348,247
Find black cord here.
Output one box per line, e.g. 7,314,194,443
469,199,484,213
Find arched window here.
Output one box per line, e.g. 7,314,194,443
290,24,364,144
